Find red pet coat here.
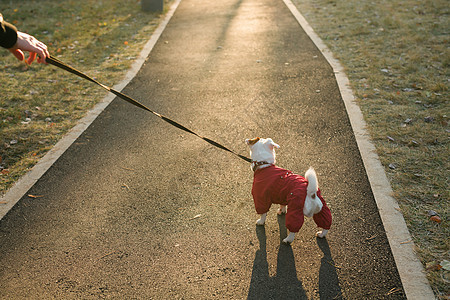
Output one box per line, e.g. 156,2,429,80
252,165,332,233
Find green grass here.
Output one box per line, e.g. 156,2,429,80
292,0,449,297
1,0,172,193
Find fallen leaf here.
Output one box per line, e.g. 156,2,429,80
326,260,342,269
190,214,202,220
441,260,450,271
28,194,44,199
410,140,419,146
426,261,442,271
400,240,412,244
121,167,135,171
430,215,441,223
386,287,402,295
99,251,118,259
366,234,378,240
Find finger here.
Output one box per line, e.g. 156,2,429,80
44,48,50,61
36,44,50,64
37,52,44,64
38,54,48,64
27,52,37,65
9,49,25,61
41,48,50,64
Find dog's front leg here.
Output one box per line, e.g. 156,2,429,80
283,232,295,244
256,213,267,226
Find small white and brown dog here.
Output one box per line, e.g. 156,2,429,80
246,137,332,244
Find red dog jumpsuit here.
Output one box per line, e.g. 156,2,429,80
252,165,332,233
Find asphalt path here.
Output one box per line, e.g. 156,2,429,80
0,0,406,298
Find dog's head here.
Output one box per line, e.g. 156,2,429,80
245,137,280,166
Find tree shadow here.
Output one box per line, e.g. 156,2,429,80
247,214,307,299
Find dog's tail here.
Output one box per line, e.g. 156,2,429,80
304,167,321,217
305,167,318,197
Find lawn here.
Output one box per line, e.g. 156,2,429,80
292,0,449,297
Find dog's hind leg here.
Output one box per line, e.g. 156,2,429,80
256,213,267,226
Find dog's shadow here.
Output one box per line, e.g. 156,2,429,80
247,215,307,299
247,215,342,300
317,235,342,299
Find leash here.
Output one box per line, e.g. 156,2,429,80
45,56,252,163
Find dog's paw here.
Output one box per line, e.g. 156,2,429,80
282,237,293,244
256,219,265,226
316,230,328,238
282,233,295,244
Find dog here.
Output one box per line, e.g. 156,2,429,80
245,137,332,244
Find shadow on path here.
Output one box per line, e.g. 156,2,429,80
248,214,342,299
317,234,342,299
247,215,307,299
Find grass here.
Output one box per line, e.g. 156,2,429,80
292,0,449,297
1,0,173,193
0,0,448,297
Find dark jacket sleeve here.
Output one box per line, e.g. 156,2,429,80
0,14,18,49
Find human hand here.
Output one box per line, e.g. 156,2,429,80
9,31,50,64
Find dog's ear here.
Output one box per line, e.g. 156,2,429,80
267,138,280,149
246,137,260,145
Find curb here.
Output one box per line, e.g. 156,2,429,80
282,0,435,299
0,0,183,221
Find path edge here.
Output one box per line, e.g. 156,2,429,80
0,0,183,220
282,1,435,299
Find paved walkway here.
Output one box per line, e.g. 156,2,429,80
0,0,408,298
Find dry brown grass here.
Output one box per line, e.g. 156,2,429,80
292,0,449,297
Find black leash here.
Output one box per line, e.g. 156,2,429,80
46,55,252,163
